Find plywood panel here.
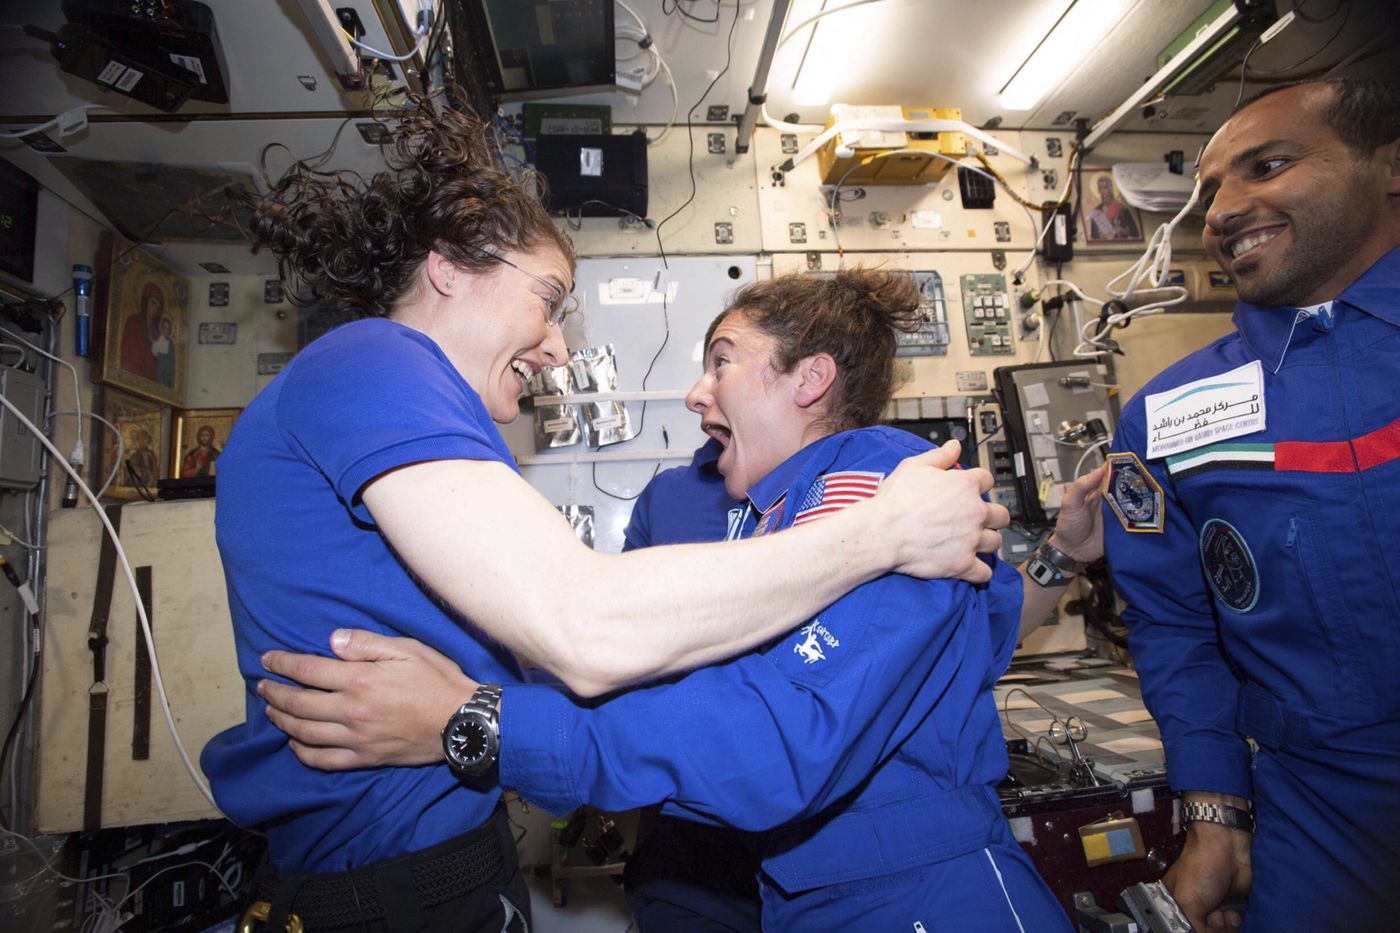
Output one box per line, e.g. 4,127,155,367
37,499,240,831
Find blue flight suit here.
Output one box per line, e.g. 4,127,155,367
1104,247,1400,931
503,426,1069,932
620,439,763,932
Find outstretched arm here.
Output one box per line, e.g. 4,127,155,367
264,567,1015,834
362,440,1006,696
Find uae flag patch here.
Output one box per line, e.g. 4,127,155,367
793,471,883,526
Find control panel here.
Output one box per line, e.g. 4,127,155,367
897,270,951,356
960,273,1014,355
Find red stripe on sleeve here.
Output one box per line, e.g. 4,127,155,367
1274,439,1355,473
1354,416,1400,471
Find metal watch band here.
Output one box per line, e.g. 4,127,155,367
467,683,502,715
1182,801,1255,834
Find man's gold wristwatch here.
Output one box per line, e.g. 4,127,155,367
1181,801,1255,834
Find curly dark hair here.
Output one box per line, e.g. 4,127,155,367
234,101,575,318
707,268,921,432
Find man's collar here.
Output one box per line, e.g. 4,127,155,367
1233,244,1400,361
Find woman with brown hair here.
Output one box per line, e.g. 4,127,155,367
203,99,1007,931
258,268,1075,931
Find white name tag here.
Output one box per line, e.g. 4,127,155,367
1144,360,1266,459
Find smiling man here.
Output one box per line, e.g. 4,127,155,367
1103,78,1400,932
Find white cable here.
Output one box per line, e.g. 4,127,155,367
344,1,432,63
48,410,124,500
1073,438,1112,479
1069,177,1203,356
0,393,218,810
759,102,823,133
0,105,100,141
1011,147,1080,283
824,150,1036,260
781,117,1036,172
615,0,679,145
0,327,84,440
113,859,238,919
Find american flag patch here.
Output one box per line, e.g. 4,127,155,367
792,471,884,525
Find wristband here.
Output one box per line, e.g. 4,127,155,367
1026,540,1087,588
1182,801,1255,834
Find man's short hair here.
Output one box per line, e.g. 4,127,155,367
1235,78,1400,157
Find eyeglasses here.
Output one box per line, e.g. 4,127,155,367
483,252,578,327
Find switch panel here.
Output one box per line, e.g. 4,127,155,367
960,273,1014,356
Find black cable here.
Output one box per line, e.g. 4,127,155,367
1290,0,1346,24
588,0,739,502
422,0,452,79
662,0,720,24
1246,0,1351,77
0,643,39,831
652,0,740,268
590,457,662,502
1046,261,1063,361
123,460,158,502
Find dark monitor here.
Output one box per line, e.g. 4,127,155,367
453,0,615,102
0,158,40,284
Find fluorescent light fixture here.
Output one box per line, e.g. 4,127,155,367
999,0,1133,111
790,0,882,107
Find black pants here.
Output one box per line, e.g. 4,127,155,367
247,805,529,933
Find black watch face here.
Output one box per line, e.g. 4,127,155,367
445,714,493,770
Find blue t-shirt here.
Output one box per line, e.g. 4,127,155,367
202,318,525,873
621,438,737,551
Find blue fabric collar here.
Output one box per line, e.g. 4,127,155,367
691,437,724,478
744,428,840,509
1233,244,1400,363
743,429,869,514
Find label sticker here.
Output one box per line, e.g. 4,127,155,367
115,67,144,92
1144,360,1265,460
579,148,604,177
1105,452,1164,534
97,61,126,85
1199,518,1259,612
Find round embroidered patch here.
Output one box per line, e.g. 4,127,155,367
1199,518,1259,613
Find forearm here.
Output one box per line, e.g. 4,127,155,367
503,580,961,826
544,505,894,695
1016,567,1070,640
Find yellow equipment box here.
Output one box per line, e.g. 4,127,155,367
816,104,967,187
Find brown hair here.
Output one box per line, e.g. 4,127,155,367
235,100,575,318
709,268,921,431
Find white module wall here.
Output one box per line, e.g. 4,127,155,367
497,255,758,553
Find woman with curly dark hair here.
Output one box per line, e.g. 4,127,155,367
254,269,1076,931
202,102,1008,931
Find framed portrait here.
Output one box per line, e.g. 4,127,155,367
169,407,240,480
91,232,189,407
96,387,166,502
1082,169,1144,244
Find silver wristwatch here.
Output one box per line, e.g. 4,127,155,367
441,684,502,776
1181,800,1255,834
1026,540,1088,588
